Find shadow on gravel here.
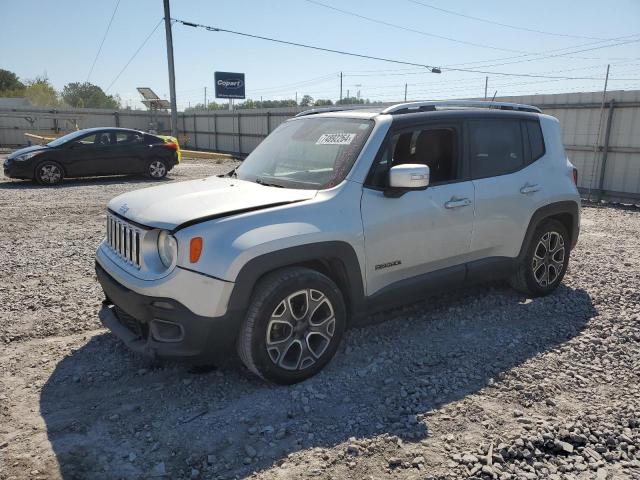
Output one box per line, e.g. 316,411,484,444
0,175,174,189
40,283,596,479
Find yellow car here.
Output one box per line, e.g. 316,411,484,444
158,135,182,163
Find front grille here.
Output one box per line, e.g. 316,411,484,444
106,213,144,268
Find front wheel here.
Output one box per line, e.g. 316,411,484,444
510,219,570,297
35,161,64,185
147,159,168,179
237,267,346,384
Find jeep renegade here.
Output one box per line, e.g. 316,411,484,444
96,100,581,384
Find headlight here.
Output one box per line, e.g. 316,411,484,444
15,151,43,162
157,230,177,268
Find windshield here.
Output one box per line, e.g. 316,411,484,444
235,117,373,189
47,130,93,147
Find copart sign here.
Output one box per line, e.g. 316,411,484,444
214,72,245,99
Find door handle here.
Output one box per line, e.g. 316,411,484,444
520,183,541,194
444,197,472,209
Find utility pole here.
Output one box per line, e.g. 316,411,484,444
484,76,488,100
404,83,407,102
295,92,298,104
339,72,343,102
163,0,178,137
587,64,611,199
347,89,350,99
204,86,207,110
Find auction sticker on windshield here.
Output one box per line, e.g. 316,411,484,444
316,133,356,145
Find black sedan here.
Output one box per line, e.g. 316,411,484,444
3,127,180,185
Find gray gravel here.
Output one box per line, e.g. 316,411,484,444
0,158,639,480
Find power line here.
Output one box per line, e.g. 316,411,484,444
173,18,640,82
105,18,163,93
445,35,640,71
173,19,441,72
86,0,121,82
303,0,527,54
406,0,607,41
304,0,639,66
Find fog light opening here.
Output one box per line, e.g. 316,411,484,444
150,319,184,343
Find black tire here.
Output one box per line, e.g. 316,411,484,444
237,267,346,384
147,159,168,179
509,219,570,297
35,160,64,185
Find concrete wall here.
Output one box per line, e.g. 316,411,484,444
1,90,639,203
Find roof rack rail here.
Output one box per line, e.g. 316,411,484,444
295,105,378,118
295,107,347,117
381,100,541,115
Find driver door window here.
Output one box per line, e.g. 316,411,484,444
368,127,459,187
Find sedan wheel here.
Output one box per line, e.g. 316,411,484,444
148,160,167,179
36,162,64,185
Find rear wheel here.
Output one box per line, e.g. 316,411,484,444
147,159,167,179
510,219,570,296
237,267,346,384
35,161,64,185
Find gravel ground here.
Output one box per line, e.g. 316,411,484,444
0,157,639,480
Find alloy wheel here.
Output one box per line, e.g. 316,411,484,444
531,231,565,287
265,289,336,371
39,164,62,184
149,160,166,178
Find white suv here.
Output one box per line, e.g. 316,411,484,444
96,100,580,384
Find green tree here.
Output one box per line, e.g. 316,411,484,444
24,76,60,107
314,99,333,106
336,96,365,105
299,95,314,107
0,68,25,93
62,82,120,109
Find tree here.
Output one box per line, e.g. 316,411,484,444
299,95,314,107
314,99,333,106
0,69,24,93
24,76,60,107
62,82,120,109
336,96,365,105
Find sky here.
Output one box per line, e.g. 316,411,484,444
2,0,640,111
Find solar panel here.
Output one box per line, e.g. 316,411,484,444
137,87,160,100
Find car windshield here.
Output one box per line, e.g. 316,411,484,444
47,130,94,147
235,117,374,189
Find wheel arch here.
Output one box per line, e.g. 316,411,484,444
227,241,365,323
518,200,580,259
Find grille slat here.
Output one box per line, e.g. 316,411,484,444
105,213,144,268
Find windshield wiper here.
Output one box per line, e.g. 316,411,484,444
255,177,285,188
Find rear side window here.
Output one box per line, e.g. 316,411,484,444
525,120,545,162
469,119,524,179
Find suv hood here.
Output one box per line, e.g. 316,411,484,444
108,176,317,230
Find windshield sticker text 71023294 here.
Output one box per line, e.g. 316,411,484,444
316,133,356,145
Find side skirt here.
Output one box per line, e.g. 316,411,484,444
363,256,517,316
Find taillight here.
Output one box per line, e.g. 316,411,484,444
572,168,578,186
162,142,178,150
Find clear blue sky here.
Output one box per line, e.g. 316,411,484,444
2,0,639,110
